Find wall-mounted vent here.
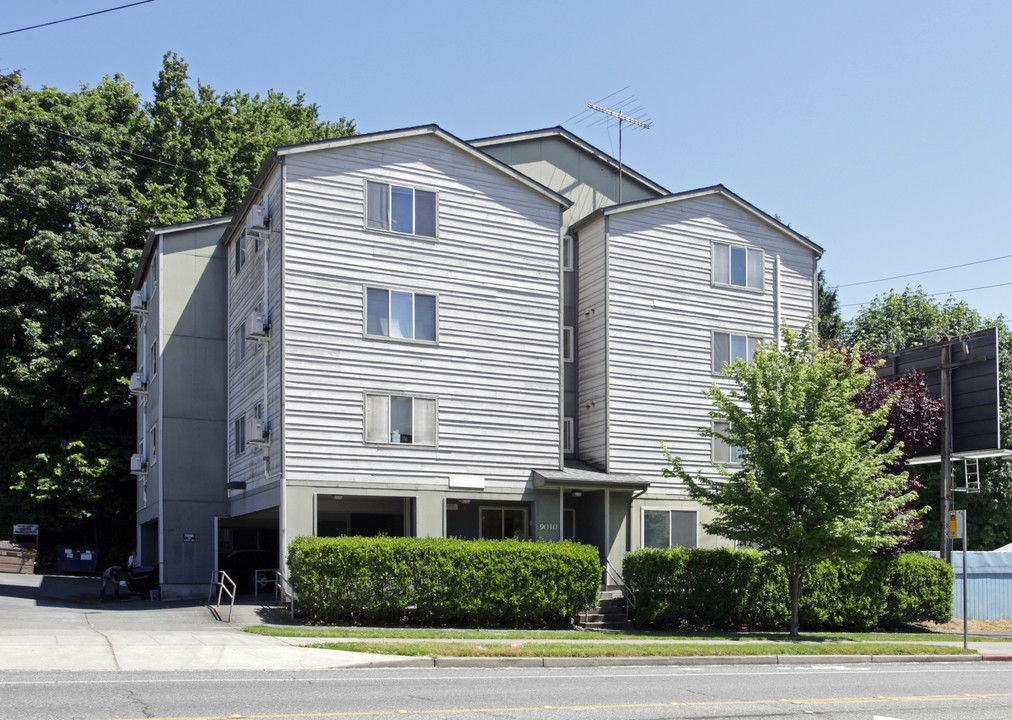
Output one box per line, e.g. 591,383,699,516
130,290,147,315
246,418,269,447
245,203,270,240
129,372,147,395
130,454,147,474
246,311,269,342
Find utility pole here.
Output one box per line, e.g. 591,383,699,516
587,103,651,203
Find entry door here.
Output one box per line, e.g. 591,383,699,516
563,509,576,542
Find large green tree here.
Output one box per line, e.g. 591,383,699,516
0,54,354,561
846,286,1012,549
817,269,844,341
665,325,920,636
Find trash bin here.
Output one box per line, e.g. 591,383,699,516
57,546,99,574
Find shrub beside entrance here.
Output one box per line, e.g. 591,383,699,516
624,547,952,630
288,536,601,626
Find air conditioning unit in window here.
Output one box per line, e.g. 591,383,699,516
129,371,147,395
246,310,269,342
130,454,147,474
130,290,147,315
245,203,270,241
246,418,269,448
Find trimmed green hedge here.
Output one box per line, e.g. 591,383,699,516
288,536,601,626
624,548,952,630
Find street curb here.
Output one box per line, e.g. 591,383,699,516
350,654,985,669
980,654,1012,662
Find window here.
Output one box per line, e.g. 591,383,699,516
562,326,574,362
235,234,247,275
364,394,437,445
562,417,574,454
712,420,742,465
366,181,436,237
480,507,528,540
713,242,763,290
253,402,263,421
366,288,436,342
712,332,762,372
234,415,246,457
235,322,247,364
643,508,697,548
149,425,157,466
562,234,574,271
148,341,157,378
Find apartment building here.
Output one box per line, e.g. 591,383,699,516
131,124,822,599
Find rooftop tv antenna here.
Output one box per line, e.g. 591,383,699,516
587,102,651,202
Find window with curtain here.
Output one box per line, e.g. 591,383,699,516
366,181,437,238
366,288,436,342
364,394,437,445
713,241,763,290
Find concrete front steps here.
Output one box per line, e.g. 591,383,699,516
575,588,632,631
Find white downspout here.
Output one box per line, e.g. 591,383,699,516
774,254,782,347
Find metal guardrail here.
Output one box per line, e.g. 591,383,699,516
208,570,237,623
604,561,636,622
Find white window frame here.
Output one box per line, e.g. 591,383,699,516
562,326,574,362
148,340,157,378
365,180,438,238
149,424,157,466
235,234,247,275
712,420,742,465
562,234,574,271
234,415,246,457
562,417,574,454
479,505,530,540
364,287,438,343
712,241,764,291
712,331,762,373
364,393,438,446
235,321,247,364
641,507,698,549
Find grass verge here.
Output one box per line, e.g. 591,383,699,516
244,626,1000,643
306,641,976,658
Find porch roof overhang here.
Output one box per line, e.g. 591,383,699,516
532,466,651,491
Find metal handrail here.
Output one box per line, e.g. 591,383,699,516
208,570,237,623
603,561,636,622
275,571,297,617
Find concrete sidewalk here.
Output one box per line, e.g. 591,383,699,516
1,573,1009,671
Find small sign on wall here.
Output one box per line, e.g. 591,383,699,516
182,533,196,543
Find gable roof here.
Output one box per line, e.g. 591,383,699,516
220,124,572,246
133,216,232,292
571,184,824,256
469,126,669,198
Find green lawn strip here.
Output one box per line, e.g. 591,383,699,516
243,626,1000,643
306,641,976,658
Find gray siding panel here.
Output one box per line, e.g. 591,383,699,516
275,134,562,487
576,217,608,468
602,194,818,485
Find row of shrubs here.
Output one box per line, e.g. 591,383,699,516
623,547,952,630
287,536,601,626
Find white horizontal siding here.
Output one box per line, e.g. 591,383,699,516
602,194,818,483
280,133,563,487
576,217,608,468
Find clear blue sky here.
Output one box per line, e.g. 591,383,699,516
4,0,1011,323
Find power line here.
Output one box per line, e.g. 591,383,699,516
0,111,256,191
841,280,1012,308
837,253,1012,288
0,0,156,37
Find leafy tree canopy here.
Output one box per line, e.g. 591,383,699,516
0,54,354,559
817,269,843,341
665,324,921,635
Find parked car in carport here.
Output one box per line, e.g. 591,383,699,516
219,550,279,593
